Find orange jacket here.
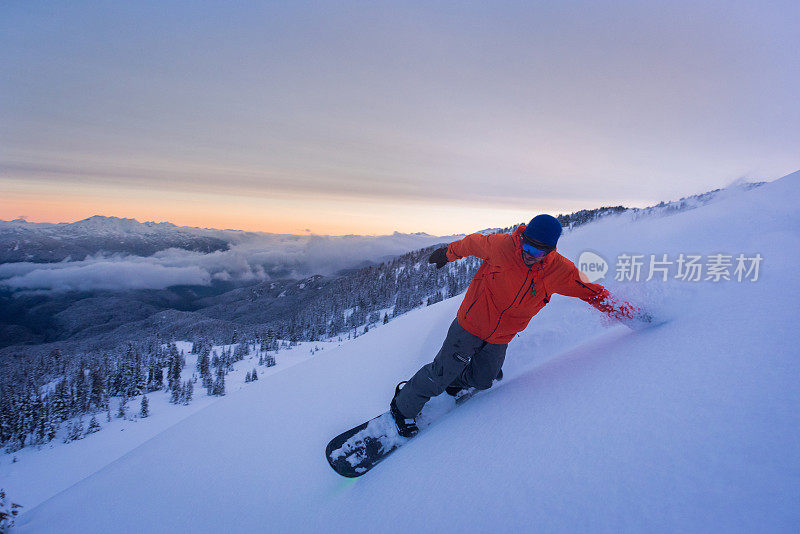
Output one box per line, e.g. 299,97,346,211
447,225,635,344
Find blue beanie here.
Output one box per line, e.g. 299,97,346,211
523,214,562,247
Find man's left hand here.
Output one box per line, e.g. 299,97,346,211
428,247,448,269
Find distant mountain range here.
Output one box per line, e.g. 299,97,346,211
0,215,235,263
1,215,444,264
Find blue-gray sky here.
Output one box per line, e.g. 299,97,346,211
2,0,798,234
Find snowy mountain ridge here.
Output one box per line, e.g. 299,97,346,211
1,215,446,242
4,171,798,532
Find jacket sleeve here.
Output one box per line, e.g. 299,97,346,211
549,259,638,320
446,233,500,261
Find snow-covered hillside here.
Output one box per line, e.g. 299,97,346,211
9,172,800,533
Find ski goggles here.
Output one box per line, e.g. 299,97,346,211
520,235,554,258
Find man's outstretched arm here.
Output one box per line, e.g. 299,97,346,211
428,233,501,268
447,233,499,261
550,260,652,329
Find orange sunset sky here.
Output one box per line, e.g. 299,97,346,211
2,2,798,235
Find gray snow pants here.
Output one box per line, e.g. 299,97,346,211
394,319,507,418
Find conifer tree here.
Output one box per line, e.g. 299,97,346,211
146,362,163,392
89,366,106,408
43,404,57,442
198,351,210,379
117,395,128,419
140,395,149,418
75,364,89,412
170,383,181,404
213,367,226,396
0,394,12,445
134,353,146,395
168,352,182,391
53,379,71,422
0,488,23,530
183,381,193,405
86,415,101,435
65,418,84,442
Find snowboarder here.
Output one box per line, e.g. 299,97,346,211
390,214,651,437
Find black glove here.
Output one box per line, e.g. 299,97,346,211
428,247,449,269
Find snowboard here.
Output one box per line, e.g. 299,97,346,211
325,387,480,478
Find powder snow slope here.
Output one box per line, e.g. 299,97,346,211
15,172,800,533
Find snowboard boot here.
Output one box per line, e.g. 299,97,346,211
390,381,419,438
445,384,465,397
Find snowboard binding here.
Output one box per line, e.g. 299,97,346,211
390,381,419,438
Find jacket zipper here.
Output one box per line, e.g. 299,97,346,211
537,263,550,303
575,279,599,293
484,268,531,340
463,270,499,320
463,296,480,319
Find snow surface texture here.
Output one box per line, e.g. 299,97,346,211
11,172,800,533
0,341,319,511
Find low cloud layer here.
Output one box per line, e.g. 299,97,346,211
0,260,210,292
0,232,454,292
